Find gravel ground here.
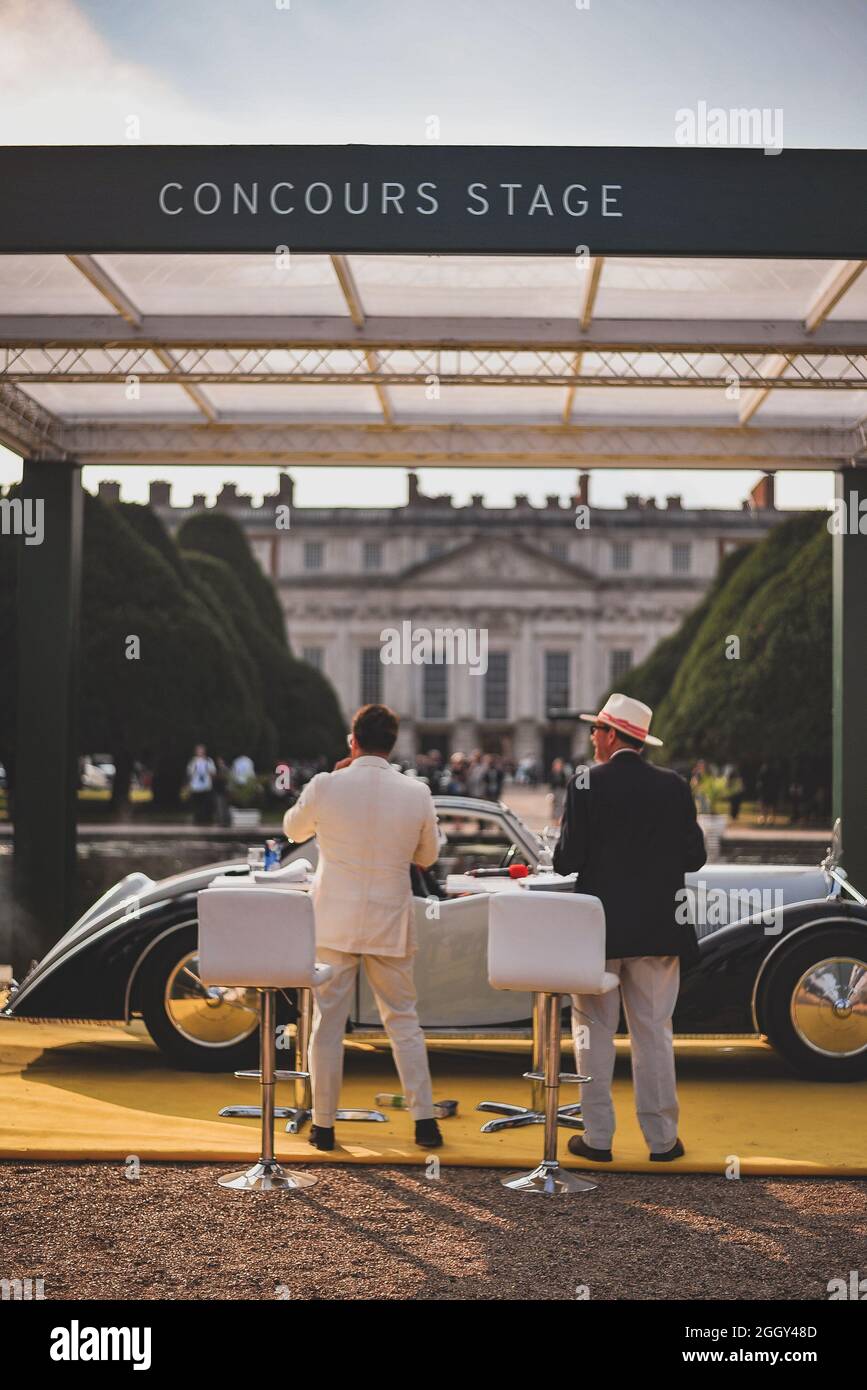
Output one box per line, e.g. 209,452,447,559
1,1161,864,1301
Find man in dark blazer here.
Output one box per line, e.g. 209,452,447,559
553,694,706,1163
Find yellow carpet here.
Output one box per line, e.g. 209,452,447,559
0,1020,864,1175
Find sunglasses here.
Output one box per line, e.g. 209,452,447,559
589,723,613,735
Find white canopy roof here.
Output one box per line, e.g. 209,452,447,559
1,252,865,467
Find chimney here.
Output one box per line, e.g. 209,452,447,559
407,471,420,504
643,496,657,510
216,483,239,509
192,493,207,509
573,472,591,507
471,493,485,508
148,480,171,508
625,494,641,510
666,495,683,510
546,494,563,510
277,473,294,504
97,481,121,503
514,494,534,511
748,474,776,511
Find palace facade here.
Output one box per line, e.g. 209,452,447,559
129,470,795,764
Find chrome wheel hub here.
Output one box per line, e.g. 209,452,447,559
790,956,867,1057
165,951,260,1048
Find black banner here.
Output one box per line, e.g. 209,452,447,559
0,144,865,257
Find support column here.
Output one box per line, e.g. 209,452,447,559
832,467,867,893
12,459,83,952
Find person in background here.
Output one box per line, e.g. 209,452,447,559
186,744,216,826
548,756,569,822
231,752,255,784
212,756,231,827
283,703,443,1153
725,764,745,821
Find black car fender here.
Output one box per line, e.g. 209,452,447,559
750,900,867,1033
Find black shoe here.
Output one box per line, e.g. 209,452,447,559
650,1138,685,1162
415,1118,443,1149
308,1124,335,1152
567,1135,613,1163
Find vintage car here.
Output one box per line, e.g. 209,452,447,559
3,798,866,1081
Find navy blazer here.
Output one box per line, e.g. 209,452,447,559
553,751,707,960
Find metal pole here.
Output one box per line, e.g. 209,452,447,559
12,459,83,961
259,989,275,1164
530,991,545,1113
543,993,561,1164
295,987,313,1113
833,467,867,894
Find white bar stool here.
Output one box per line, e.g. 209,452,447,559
198,883,328,1192
485,889,620,1196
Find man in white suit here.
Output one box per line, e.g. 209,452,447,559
283,704,442,1151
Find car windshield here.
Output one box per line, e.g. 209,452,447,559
435,810,531,877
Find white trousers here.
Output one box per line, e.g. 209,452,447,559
310,946,436,1127
571,955,680,1154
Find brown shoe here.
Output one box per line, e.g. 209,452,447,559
649,1138,685,1162
568,1135,613,1162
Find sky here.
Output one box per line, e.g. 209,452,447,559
1,0,864,511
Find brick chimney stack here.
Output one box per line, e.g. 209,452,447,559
748,473,776,511
97,481,121,503
277,473,294,505
148,480,171,508
573,472,591,507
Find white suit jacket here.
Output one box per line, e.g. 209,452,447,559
282,756,440,957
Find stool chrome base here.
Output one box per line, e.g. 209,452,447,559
220,1105,295,1120
477,1100,584,1134
218,1158,317,1192
501,1159,598,1197
284,1106,387,1134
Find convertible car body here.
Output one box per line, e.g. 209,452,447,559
3,798,867,1080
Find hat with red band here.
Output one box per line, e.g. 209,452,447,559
579,693,663,747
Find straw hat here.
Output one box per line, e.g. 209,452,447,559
579,693,663,747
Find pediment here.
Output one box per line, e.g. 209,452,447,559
403,537,593,587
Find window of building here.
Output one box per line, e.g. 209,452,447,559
550,540,568,563
360,647,383,705
544,651,570,715
484,652,509,720
610,649,633,683
426,541,445,560
611,541,632,572
672,542,692,573
422,662,448,719
303,541,324,571
363,540,383,570
302,646,324,671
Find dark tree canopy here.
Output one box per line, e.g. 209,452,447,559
655,511,828,761
177,510,286,647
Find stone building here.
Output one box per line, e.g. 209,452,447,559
132,470,796,764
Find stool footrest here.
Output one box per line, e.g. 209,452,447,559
522,1070,589,1084
234,1069,308,1081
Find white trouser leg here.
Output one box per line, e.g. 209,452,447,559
619,956,681,1154
309,948,359,1128
571,959,622,1150
363,952,435,1121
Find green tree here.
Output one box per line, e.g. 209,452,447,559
178,510,286,646
80,494,260,809
655,511,827,759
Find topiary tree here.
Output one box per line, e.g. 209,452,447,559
80,494,261,810
177,510,286,646
655,511,827,760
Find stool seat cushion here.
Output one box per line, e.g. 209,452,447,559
198,885,317,988
488,890,617,995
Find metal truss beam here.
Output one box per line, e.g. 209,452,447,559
3,316,867,352
4,344,867,389
41,420,856,468
0,383,67,459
